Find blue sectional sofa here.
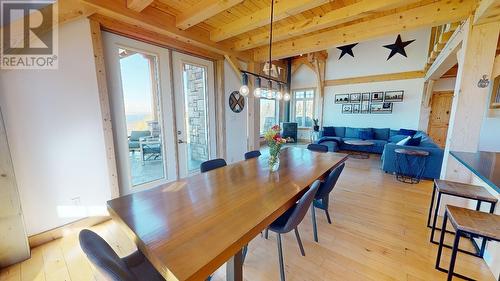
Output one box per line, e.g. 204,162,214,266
315,126,444,179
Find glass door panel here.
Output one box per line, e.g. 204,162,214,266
103,32,176,195
172,52,216,178
118,49,165,186
182,63,210,172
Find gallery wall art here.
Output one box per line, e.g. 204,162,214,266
335,90,404,114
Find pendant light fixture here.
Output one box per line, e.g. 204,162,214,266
276,83,283,100
266,0,274,97
266,80,274,99
239,72,249,96
238,0,288,101
254,76,262,97
283,87,291,101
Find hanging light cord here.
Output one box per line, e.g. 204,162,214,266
268,0,274,85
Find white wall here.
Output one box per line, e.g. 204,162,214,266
291,29,430,130
224,61,249,163
323,78,425,129
0,19,111,235
326,28,430,79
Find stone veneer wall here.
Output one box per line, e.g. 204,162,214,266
185,64,209,162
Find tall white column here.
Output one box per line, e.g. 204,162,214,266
441,19,500,182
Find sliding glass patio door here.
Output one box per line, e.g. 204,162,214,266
103,32,176,195
172,52,217,178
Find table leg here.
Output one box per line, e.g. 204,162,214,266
427,182,437,227
226,249,243,281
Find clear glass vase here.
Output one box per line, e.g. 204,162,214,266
269,154,280,172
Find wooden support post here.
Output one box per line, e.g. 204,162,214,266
89,20,120,198
313,57,326,128
215,59,227,159
246,62,260,151
442,20,500,182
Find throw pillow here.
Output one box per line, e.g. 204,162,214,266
396,136,411,146
406,136,422,146
399,129,417,136
358,130,374,140
323,127,335,137
345,127,360,138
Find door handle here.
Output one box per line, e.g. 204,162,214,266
178,139,185,144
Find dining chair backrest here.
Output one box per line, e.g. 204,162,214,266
307,144,328,152
282,180,320,233
316,163,345,200
200,158,227,173
79,229,136,281
244,150,261,160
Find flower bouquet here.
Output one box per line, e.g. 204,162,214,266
264,125,287,172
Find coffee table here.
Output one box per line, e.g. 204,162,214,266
343,140,374,159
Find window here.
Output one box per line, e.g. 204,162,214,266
260,97,278,135
293,89,315,127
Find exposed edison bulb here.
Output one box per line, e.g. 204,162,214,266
283,92,291,101
239,85,249,96
266,90,274,99
254,87,262,98
276,91,283,100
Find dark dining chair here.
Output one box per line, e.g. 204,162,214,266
311,163,345,242
200,158,227,173
79,229,165,281
265,180,320,281
307,143,328,152
244,150,261,160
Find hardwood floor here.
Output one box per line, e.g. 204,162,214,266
0,155,495,281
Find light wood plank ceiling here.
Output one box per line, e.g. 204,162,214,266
80,0,490,61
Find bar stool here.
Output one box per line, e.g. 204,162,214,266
435,205,500,281
428,179,497,257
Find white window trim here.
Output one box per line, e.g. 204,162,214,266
291,88,316,128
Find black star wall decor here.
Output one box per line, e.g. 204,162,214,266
337,43,358,59
383,35,415,60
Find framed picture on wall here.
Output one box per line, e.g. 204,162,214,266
342,104,352,114
335,94,349,103
370,102,393,114
361,101,370,113
384,90,404,102
371,92,384,102
349,93,361,103
362,93,371,101
352,104,361,114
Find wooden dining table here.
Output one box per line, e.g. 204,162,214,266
107,147,348,281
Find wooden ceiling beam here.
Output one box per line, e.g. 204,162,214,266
176,0,244,30
91,14,224,60
234,0,420,51
80,0,251,61
252,0,476,61
127,0,153,12
210,0,330,42
474,0,500,25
